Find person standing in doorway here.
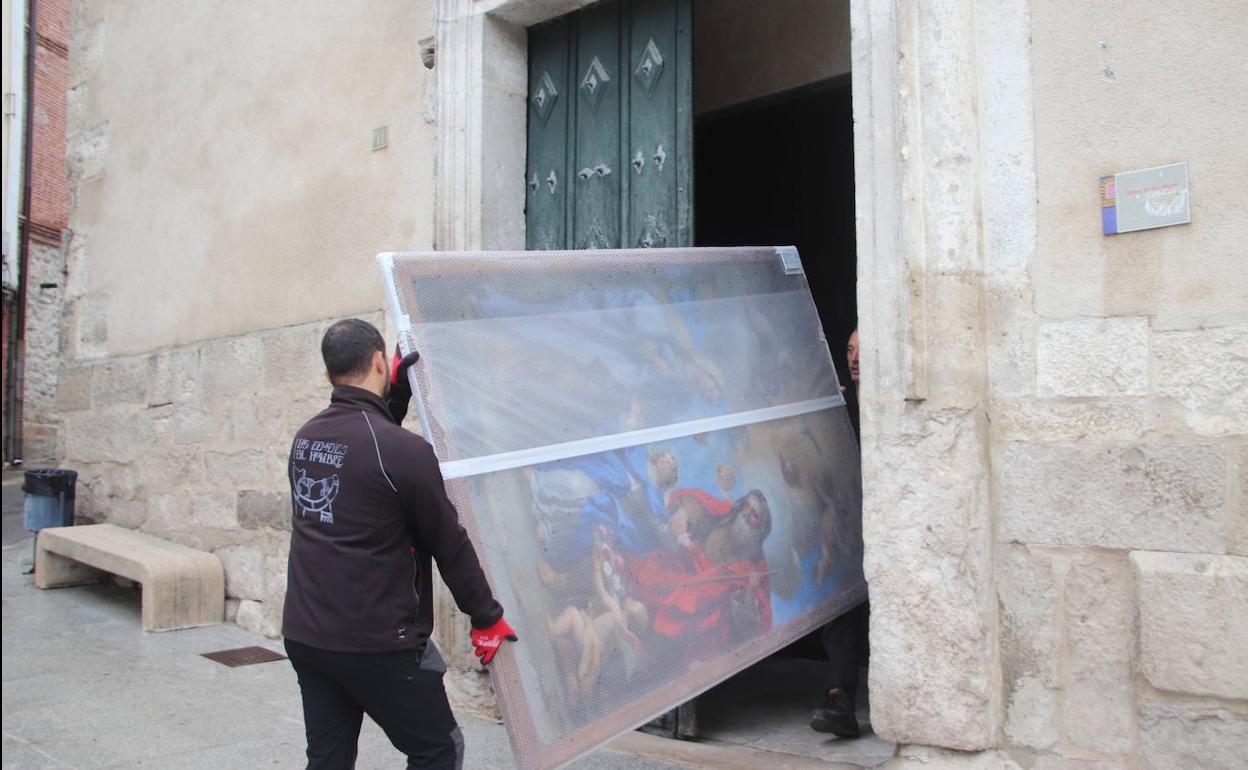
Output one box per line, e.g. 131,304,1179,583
843,327,860,439
284,318,517,769
810,327,868,738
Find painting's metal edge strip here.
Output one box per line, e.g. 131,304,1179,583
439,395,845,480
377,252,433,439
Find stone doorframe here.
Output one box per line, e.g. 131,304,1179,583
432,0,1038,752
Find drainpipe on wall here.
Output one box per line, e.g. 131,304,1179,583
2,0,26,281
5,0,36,464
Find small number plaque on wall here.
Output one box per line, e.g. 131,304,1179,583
1100,161,1190,235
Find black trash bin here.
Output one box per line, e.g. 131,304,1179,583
23,468,78,532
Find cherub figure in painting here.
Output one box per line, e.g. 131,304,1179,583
548,529,650,699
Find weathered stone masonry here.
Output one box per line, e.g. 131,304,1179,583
853,0,1248,767
54,317,364,637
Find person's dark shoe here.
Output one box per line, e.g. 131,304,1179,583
810,687,861,738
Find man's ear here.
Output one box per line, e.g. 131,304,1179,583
374,349,388,375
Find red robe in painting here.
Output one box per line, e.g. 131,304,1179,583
626,489,772,653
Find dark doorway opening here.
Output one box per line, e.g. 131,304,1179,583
689,78,884,764
695,76,858,405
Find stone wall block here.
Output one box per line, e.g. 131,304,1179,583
92,356,149,406
990,399,1146,443
924,273,987,409
262,323,325,391
1138,704,1248,770
238,490,292,531
234,599,275,638
262,533,290,636
189,491,240,531
172,405,216,446
1131,551,1248,700
23,424,60,465
1001,443,1226,553
1229,443,1247,557
997,545,1060,750
205,450,274,489
441,657,498,718
137,447,204,493
1030,758,1125,770
61,409,145,464
105,500,147,530
214,542,266,601
1004,677,1058,752
56,363,93,413
863,408,999,750
1062,552,1134,755
1153,324,1248,436
985,275,1036,398
63,227,88,298
141,403,176,446
142,493,190,535
998,545,1060,686
148,347,202,406
886,746,1023,769
76,293,110,352
24,244,67,430
72,462,138,520
200,336,265,400
220,399,285,451
1036,317,1149,397
66,121,109,184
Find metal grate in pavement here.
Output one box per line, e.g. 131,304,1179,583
200,645,287,667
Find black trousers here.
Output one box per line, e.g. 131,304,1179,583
285,639,464,770
820,600,869,692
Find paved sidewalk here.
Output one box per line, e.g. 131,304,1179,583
1,476,685,770
3,473,890,769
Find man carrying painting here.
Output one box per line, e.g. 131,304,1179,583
283,318,517,769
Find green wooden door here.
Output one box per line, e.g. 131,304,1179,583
526,0,692,251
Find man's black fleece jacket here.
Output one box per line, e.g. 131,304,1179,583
282,385,502,653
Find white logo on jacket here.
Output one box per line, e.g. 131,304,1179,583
293,466,340,524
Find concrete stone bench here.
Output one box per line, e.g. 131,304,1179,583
35,523,225,632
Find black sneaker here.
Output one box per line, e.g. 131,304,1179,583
810,687,861,738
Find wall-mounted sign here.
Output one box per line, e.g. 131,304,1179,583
1100,161,1190,235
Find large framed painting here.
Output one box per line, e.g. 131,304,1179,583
378,247,864,769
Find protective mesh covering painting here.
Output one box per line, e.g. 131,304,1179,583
378,247,864,769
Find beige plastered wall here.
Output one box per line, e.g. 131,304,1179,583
58,0,437,650
67,0,436,356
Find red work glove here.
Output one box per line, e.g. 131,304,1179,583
387,346,421,424
390,346,420,388
471,617,518,666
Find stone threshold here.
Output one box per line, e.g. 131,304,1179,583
608,731,876,770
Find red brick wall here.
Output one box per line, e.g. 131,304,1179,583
29,0,70,242
37,0,70,44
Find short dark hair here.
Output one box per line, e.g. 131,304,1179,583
321,319,385,383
